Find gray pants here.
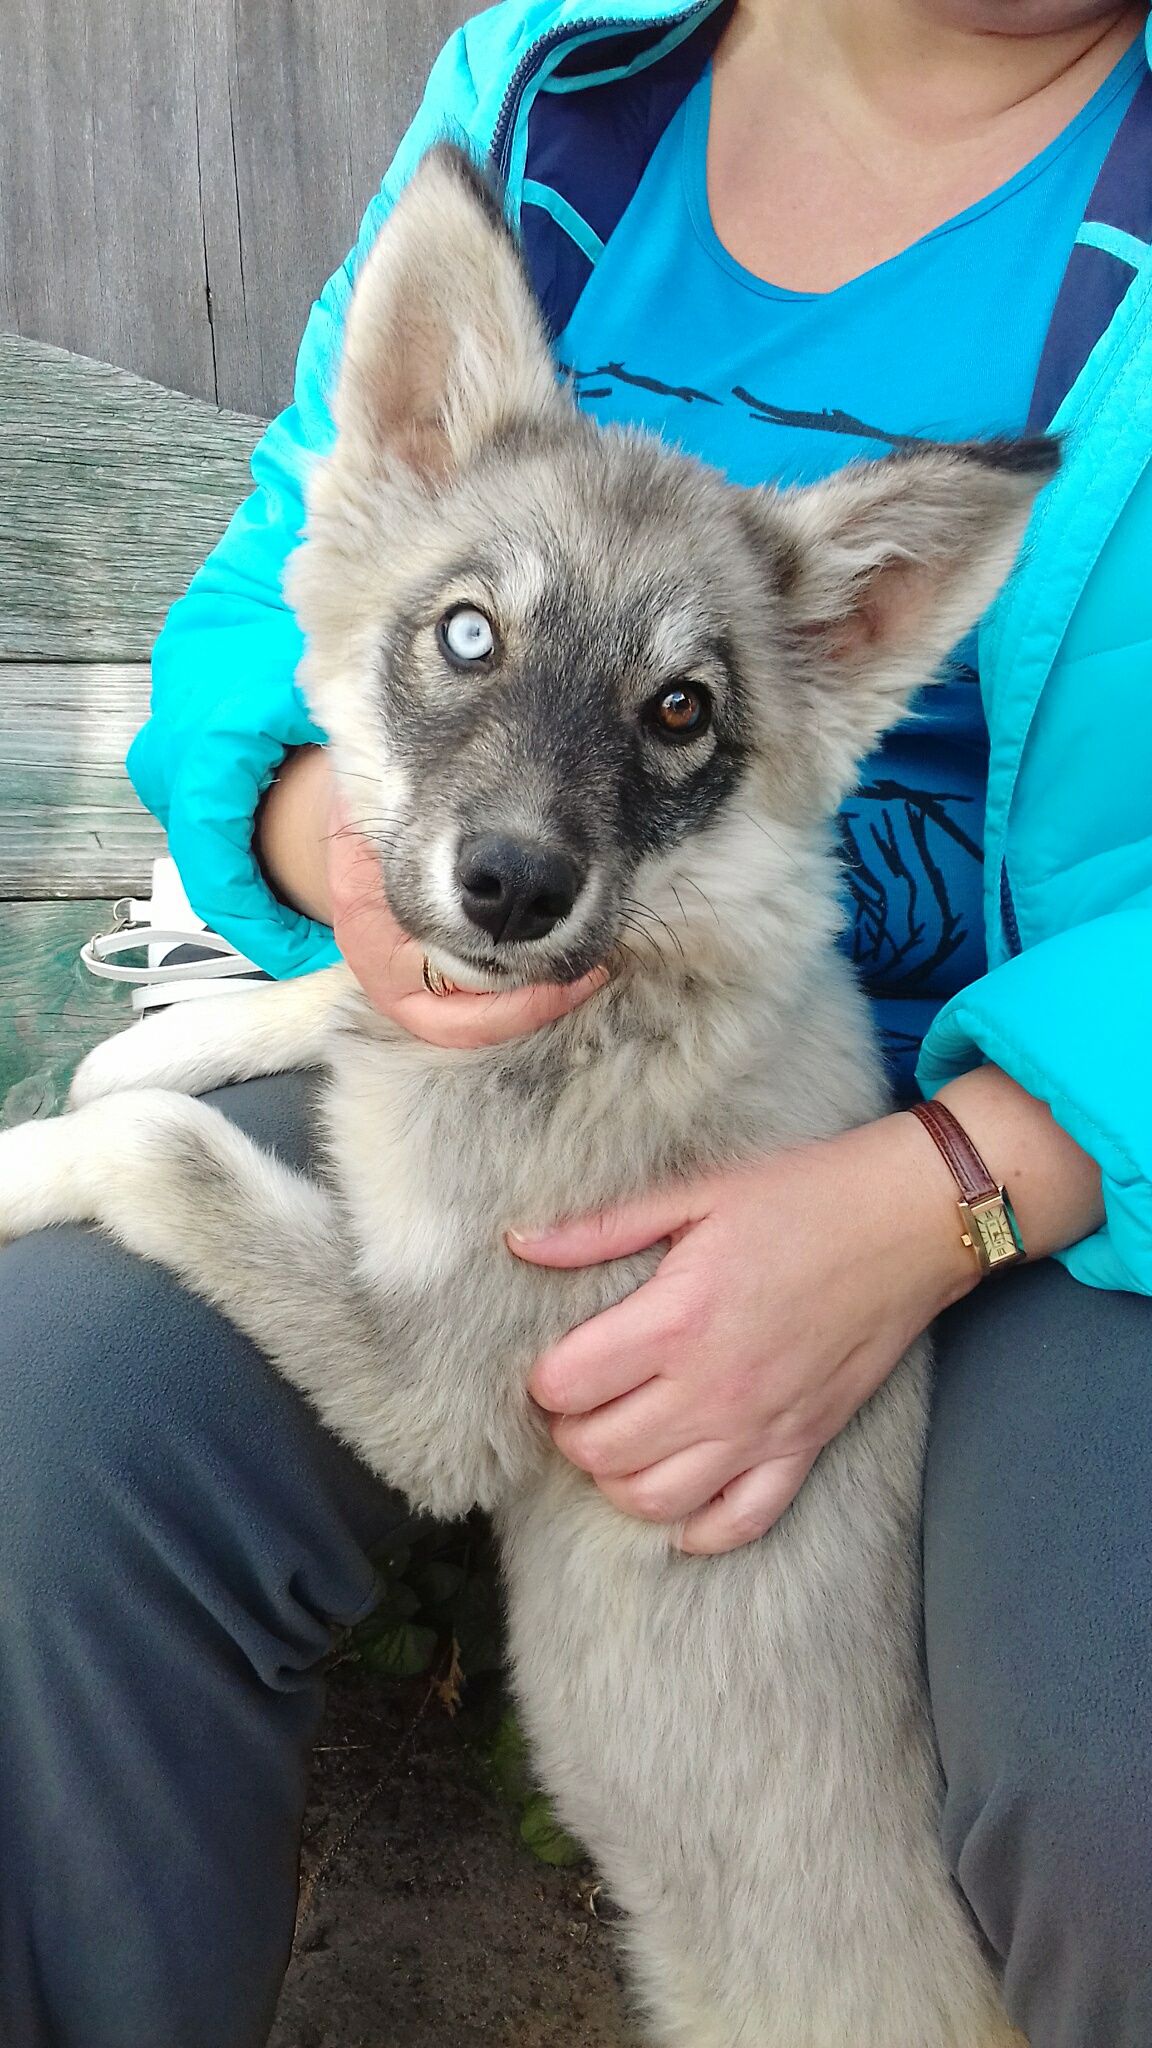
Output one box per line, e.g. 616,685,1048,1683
0,1075,1149,2048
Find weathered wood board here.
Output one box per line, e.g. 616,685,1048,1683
0,335,264,661
0,0,474,417
0,335,269,1107
0,901,134,1125
0,663,163,897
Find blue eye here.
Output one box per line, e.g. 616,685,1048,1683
439,605,496,666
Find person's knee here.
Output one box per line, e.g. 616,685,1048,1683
926,1263,1152,2041
0,1225,171,1599
0,1222,323,2048
0,1208,408,1654
0,1071,324,1515
943,1720,1152,2045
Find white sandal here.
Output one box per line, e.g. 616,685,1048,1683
80,858,267,1013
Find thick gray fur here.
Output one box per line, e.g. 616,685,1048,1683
0,146,1049,2046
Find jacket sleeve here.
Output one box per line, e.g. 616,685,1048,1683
916,895,1152,1295
127,11,518,977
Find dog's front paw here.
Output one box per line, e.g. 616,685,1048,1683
70,1025,163,1106
0,1115,95,1245
69,999,263,1107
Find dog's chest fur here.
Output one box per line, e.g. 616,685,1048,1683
319,942,886,1519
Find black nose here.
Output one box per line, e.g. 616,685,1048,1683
456,835,583,943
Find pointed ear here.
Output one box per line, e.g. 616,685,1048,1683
748,438,1058,791
332,143,566,484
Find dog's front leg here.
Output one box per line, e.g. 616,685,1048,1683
69,965,354,1106
0,1092,398,1474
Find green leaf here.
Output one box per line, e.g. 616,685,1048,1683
519,1792,584,1868
357,1623,437,1679
487,1709,533,1806
376,1582,424,1625
410,1561,467,1609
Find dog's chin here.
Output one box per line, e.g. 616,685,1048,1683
423,944,512,993
418,933,607,993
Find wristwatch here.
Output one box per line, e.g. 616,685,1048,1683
908,1099,1026,1275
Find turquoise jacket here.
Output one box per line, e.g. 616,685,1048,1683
131,0,1152,1294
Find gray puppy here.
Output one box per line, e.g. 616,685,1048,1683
0,148,1050,2046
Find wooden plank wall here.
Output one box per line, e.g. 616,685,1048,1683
0,333,264,1118
0,332,263,896
0,0,474,419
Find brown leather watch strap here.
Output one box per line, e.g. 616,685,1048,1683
908,1099,999,1203
907,1098,1026,1273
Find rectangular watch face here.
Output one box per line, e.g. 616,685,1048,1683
968,1195,1021,1266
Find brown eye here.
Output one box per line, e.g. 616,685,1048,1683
646,682,712,741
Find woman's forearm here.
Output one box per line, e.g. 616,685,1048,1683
255,745,334,925
930,1063,1105,1264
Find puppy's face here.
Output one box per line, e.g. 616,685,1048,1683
320,431,794,987
291,148,1054,990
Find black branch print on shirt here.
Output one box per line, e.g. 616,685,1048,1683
561,360,924,445
559,360,723,405
839,780,983,996
732,387,924,447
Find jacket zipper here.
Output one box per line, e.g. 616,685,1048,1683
999,860,1023,958
492,5,712,175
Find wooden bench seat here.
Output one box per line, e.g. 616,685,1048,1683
0,331,263,1120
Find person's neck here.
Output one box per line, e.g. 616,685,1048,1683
708,0,1145,291
732,0,1143,139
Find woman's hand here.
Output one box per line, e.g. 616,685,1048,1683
258,746,607,1048
511,1114,977,1554
511,1063,1104,1555
327,814,609,1048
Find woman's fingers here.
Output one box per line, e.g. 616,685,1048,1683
390,970,610,1050
528,1265,698,1414
550,1376,702,1477
541,1376,721,1474
509,1182,702,1268
595,1439,742,1525
677,1450,817,1556
328,816,609,1044
328,826,423,983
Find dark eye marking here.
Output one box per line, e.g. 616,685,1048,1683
437,604,497,669
642,681,714,743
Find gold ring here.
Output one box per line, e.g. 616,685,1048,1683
421,956,455,998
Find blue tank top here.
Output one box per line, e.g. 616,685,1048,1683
552,40,1142,1097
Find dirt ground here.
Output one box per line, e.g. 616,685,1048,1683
269,1666,632,2048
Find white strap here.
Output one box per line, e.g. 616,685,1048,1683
80,927,260,985
79,858,266,1012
